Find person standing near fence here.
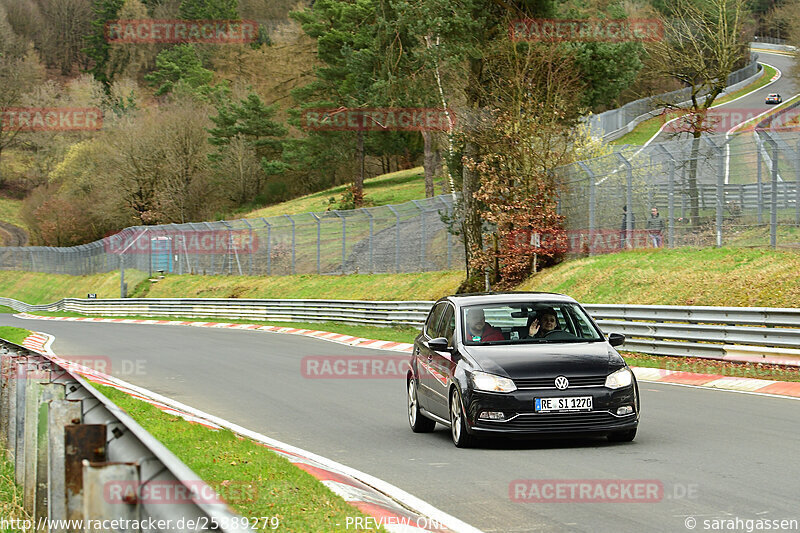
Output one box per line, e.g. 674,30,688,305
619,205,634,249
646,207,665,247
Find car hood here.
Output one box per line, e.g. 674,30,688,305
460,342,622,378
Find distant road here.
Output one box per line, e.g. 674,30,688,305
0,221,28,246
648,50,798,145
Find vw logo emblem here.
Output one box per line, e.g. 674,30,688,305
554,376,569,390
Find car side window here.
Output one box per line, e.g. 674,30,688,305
440,305,455,344
425,302,446,338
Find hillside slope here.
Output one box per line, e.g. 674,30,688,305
518,248,800,307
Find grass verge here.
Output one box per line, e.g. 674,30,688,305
0,452,29,533
0,271,149,304
0,270,462,303
24,311,421,344
90,384,382,532
0,327,32,346
611,64,778,146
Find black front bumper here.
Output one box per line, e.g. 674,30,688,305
464,386,638,435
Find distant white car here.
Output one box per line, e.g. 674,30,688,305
766,93,782,104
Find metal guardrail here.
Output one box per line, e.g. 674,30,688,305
3,296,800,363
0,338,250,532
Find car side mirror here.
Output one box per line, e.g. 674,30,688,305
608,333,625,347
426,337,451,352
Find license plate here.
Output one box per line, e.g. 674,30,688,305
535,396,592,412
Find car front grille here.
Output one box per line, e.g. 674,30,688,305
477,411,632,432
513,376,606,389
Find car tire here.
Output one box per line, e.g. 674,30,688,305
449,389,476,448
408,378,436,433
607,428,637,442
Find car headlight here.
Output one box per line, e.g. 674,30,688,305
469,371,517,393
605,368,633,389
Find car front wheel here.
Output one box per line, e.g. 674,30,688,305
450,389,476,448
408,378,436,433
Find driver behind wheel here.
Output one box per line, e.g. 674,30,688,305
526,308,558,338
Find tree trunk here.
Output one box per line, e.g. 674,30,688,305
461,57,485,279
688,132,701,225
422,130,434,198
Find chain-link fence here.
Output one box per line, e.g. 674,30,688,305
558,128,800,252
0,195,464,277
3,124,800,277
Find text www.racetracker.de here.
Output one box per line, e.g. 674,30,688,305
0,516,281,531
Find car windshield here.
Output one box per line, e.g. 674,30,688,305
461,302,604,345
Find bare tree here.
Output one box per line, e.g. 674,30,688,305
0,7,45,182
647,0,750,225
35,0,92,74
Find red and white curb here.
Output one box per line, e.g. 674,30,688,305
632,367,800,398
14,313,414,353
15,313,800,399
20,331,479,533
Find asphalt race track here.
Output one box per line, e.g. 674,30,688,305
2,314,798,533
647,49,799,146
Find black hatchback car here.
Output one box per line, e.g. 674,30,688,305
407,293,639,447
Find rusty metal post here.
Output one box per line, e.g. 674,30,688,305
65,424,107,528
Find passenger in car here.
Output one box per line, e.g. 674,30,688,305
525,308,559,338
465,308,504,342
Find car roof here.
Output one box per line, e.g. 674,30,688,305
768,93,779,96
442,292,578,306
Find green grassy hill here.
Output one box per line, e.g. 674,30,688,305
2,247,799,308
518,247,800,307
241,167,445,219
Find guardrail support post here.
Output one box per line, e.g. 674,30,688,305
36,381,65,520
82,462,140,532
48,399,82,529
65,424,107,527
